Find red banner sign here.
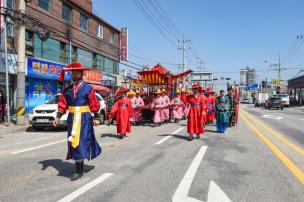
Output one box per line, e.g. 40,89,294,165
120,28,128,61
83,70,103,84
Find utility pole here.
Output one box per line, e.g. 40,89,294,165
3,0,10,125
178,35,190,73
274,53,282,88
16,0,26,125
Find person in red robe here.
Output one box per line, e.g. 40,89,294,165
206,88,216,124
186,83,206,141
109,87,133,139
199,85,209,125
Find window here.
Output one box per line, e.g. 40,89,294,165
80,13,88,30
7,0,13,9
38,0,51,11
77,48,93,68
25,31,34,56
97,24,103,38
34,35,60,62
62,3,72,22
60,42,68,64
7,23,14,37
109,31,114,44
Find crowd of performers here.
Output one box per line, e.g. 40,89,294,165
53,62,239,181
108,83,238,141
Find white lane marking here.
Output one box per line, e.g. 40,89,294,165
207,181,231,202
57,173,114,202
12,139,66,154
262,114,283,120
155,127,183,145
15,136,51,145
172,146,208,202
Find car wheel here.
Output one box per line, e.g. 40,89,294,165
32,125,45,131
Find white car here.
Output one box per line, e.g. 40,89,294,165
29,93,106,130
277,94,290,107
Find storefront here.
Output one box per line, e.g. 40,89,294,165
25,57,70,112
288,75,304,105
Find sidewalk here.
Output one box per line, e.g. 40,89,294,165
0,123,29,136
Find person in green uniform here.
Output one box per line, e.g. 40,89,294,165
216,90,229,133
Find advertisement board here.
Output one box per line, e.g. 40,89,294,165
27,57,70,81
120,28,128,61
25,78,57,112
83,70,103,84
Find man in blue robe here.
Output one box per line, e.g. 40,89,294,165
216,90,229,133
53,63,101,180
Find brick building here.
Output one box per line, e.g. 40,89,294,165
1,0,121,112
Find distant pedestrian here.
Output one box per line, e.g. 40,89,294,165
0,90,7,125
216,90,229,133
109,87,133,139
53,63,102,181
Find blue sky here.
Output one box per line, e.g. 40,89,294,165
93,0,304,84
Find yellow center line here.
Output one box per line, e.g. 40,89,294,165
241,109,304,157
240,112,304,184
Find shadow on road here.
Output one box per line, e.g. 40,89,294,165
158,134,189,141
204,129,218,134
39,159,95,178
26,126,67,133
101,133,122,139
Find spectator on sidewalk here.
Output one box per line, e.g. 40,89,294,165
0,90,7,126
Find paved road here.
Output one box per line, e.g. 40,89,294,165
0,106,303,202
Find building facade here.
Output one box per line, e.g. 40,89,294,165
1,0,121,113
288,74,304,105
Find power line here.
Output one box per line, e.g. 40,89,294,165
132,0,178,47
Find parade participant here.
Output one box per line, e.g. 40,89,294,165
199,86,208,125
162,89,170,123
186,83,205,141
180,88,187,120
109,87,133,139
128,90,136,124
133,89,145,125
151,89,164,126
53,63,101,181
206,88,216,124
216,90,229,133
170,89,183,123
226,86,238,127
183,89,191,118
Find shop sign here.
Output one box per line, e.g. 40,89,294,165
27,57,70,81
120,28,128,61
83,70,103,84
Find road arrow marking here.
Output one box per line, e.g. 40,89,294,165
155,127,183,145
262,114,283,120
57,173,114,202
207,181,231,202
172,146,207,202
172,146,232,202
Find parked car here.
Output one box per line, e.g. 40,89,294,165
255,92,269,107
265,97,283,110
276,94,290,107
247,97,254,104
240,98,249,104
29,93,106,130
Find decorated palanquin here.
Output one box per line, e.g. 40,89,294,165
130,63,192,122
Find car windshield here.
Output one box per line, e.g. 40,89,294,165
47,95,60,104
271,97,281,101
277,94,288,98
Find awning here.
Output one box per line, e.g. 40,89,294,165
90,84,110,92
171,70,193,80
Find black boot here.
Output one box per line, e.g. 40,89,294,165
188,135,194,141
71,161,84,181
197,134,200,139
